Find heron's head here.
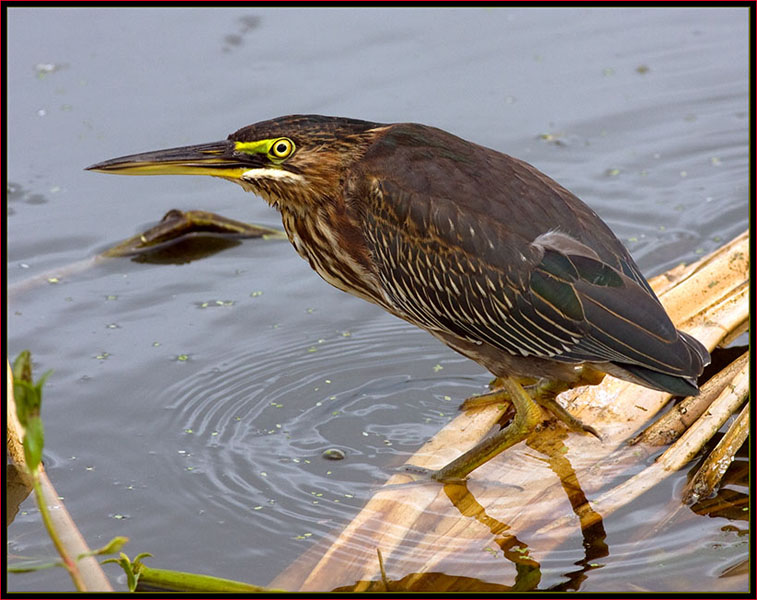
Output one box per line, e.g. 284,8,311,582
87,114,385,209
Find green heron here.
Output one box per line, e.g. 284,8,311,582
87,115,709,482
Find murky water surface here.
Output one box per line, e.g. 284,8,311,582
6,7,748,592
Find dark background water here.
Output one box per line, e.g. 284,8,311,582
6,6,748,592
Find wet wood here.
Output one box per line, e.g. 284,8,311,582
682,401,750,504
630,350,748,446
8,210,287,299
101,209,286,258
271,230,749,592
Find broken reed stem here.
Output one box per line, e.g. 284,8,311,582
630,351,749,447
682,401,750,504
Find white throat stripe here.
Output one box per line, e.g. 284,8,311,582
242,168,305,183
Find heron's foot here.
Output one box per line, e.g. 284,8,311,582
459,388,510,411
531,376,602,440
458,376,538,411
461,370,604,440
432,377,544,482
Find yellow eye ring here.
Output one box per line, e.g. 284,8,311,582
269,138,295,160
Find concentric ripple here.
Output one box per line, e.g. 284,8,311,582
147,315,538,553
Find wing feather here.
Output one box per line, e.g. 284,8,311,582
351,123,708,391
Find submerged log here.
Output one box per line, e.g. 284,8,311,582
271,230,749,592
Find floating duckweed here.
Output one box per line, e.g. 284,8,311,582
197,299,234,308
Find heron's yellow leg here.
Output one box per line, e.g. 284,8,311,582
459,368,604,438
431,377,543,482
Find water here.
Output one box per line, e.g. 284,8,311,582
6,6,749,592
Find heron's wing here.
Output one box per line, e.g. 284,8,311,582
355,142,707,394
358,123,655,293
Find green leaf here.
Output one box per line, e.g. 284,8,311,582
8,560,63,573
103,552,152,592
23,417,45,474
79,536,129,560
12,352,53,476
12,350,33,385
12,351,35,426
133,552,153,564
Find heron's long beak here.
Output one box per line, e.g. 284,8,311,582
86,140,255,179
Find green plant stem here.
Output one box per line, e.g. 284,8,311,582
33,477,87,591
135,564,281,592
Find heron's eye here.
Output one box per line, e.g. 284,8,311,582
269,138,295,160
